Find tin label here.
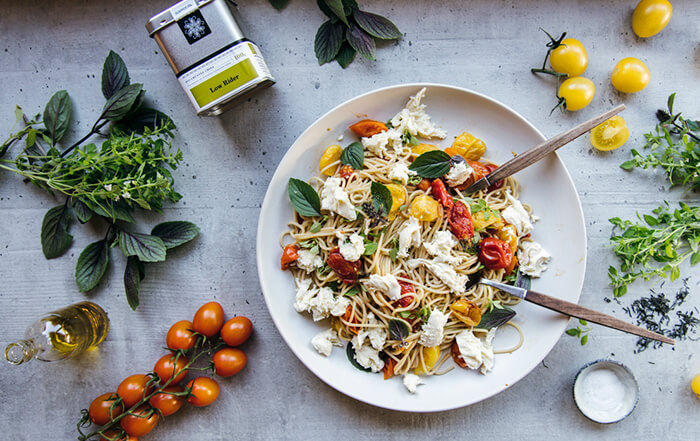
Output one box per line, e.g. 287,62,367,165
178,9,212,44
170,0,197,20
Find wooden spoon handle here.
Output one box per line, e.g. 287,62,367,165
525,290,674,345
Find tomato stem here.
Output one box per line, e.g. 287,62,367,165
531,68,568,78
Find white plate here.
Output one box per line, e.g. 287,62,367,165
256,83,586,412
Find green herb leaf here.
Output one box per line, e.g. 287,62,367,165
398,311,412,318
323,0,349,26
691,251,700,266
477,304,516,329
341,141,364,169
267,0,290,10
346,23,376,61
41,204,73,259
346,342,372,372
344,286,360,297
90,201,135,223
580,334,588,345
353,10,401,40
117,231,166,262
117,108,174,133
101,83,143,122
315,20,344,65
565,328,580,336
124,255,144,310
401,130,419,146
388,319,410,341
515,270,532,290
43,90,72,144
363,241,378,255
101,50,130,100
287,178,322,217
151,221,200,249
336,42,356,68
370,181,392,217
620,159,637,170
409,150,452,178
389,237,399,262
75,239,110,292
72,199,93,224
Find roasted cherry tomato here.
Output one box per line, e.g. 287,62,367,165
448,200,474,240
344,304,359,334
410,143,439,158
280,244,299,270
89,392,124,426
430,179,453,209
349,119,388,138
213,348,247,377
409,194,441,222
327,247,362,283
318,144,342,176
479,237,514,270
153,353,189,385
382,357,396,380
450,299,482,326
558,77,595,111
416,178,431,191
385,183,406,220
117,375,154,409
549,38,588,77
338,164,354,179
99,429,137,441
456,160,490,190
149,385,185,417
394,278,415,308
192,302,225,338
451,341,467,368
166,320,197,351
483,164,504,192
633,0,672,38
590,116,630,151
186,377,220,407
220,316,253,347
611,57,650,93
120,405,159,437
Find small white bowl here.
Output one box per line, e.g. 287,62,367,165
573,359,639,424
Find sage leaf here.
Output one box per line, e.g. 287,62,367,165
315,20,344,65
124,256,145,310
409,150,452,178
288,178,322,217
346,23,376,61
43,90,71,144
340,141,364,169
117,231,166,262
101,83,143,122
72,199,93,224
118,108,174,133
370,181,392,217
41,205,73,259
477,304,516,329
346,342,372,372
388,319,410,341
353,10,402,40
75,240,109,292
336,42,356,68
151,221,200,249
101,50,130,100
324,0,349,25
90,200,135,223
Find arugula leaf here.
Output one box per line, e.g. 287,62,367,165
409,150,451,178
370,181,392,217
124,256,145,310
117,230,167,262
101,50,130,100
43,90,72,144
75,240,110,292
41,204,73,259
341,142,364,169
388,319,410,341
288,178,322,217
151,221,199,249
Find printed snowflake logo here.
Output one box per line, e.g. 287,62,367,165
182,16,206,39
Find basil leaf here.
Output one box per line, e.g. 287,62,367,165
341,141,364,169
75,240,110,292
124,256,145,311
72,199,93,224
515,270,532,290
344,286,360,297
353,10,402,40
477,304,516,329
151,221,200,249
117,108,174,133
89,200,135,223
41,205,73,259
409,150,452,178
323,0,349,26
268,0,290,10
101,83,143,122
370,181,392,217
346,342,372,372
363,241,378,255
43,90,71,144
101,50,130,99
288,178,322,217
315,20,344,65
346,23,376,61
336,42,356,68
388,319,410,341
117,231,167,262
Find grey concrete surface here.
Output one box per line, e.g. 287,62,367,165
0,0,698,440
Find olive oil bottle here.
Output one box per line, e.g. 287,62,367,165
5,301,109,365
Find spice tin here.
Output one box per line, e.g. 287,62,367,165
146,0,275,116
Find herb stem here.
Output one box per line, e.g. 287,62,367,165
61,119,109,158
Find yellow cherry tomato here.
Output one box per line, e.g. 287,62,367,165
549,38,588,77
496,224,518,253
558,77,595,111
385,184,406,220
590,116,630,151
633,0,672,38
611,57,650,93
472,211,504,231
692,373,700,399
411,143,439,158
409,195,440,222
448,132,486,160
318,144,342,176
415,346,440,375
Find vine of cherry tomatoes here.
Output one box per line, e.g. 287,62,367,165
78,302,253,441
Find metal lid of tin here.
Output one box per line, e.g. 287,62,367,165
146,0,242,37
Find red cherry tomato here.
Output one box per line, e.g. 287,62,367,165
116,375,154,409
431,179,454,208
483,164,504,192
280,244,299,270
394,277,415,308
327,247,362,283
88,392,124,426
451,341,467,368
448,200,474,240
120,405,159,437
192,302,225,338
166,320,197,351
186,377,220,407
220,316,253,347
479,237,514,270
149,385,185,417
99,429,137,441
212,348,247,377
153,353,189,385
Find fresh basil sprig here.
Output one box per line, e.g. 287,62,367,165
409,150,452,178
288,178,322,217
388,318,410,341
370,181,392,217
341,141,364,170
